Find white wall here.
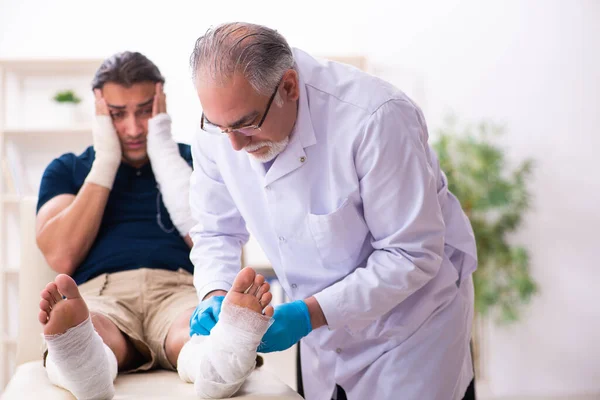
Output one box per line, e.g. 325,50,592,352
1,0,598,397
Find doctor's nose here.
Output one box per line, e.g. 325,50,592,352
227,132,250,151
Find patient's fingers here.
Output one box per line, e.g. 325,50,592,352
152,82,166,116
93,89,109,116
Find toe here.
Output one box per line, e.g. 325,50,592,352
252,274,265,295
38,310,49,325
40,298,52,313
259,292,272,311
231,267,256,293
55,274,81,299
45,282,62,304
255,282,270,300
41,289,57,307
264,305,274,318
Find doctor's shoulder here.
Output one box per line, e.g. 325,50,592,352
320,62,409,114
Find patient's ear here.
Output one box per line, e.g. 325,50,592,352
255,355,264,368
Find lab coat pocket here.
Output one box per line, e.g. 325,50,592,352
307,198,369,266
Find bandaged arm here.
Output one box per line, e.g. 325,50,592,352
37,116,121,275
147,113,195,237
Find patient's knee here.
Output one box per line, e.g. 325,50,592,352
166,330,189,368
165,308,195,367
90,313,131,367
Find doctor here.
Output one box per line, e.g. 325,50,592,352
188,22,478,400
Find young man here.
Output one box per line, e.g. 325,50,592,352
36,51,274,399
188,23,478,400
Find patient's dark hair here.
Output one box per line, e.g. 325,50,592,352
91,51,165,90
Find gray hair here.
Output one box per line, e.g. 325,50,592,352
190,22,295,99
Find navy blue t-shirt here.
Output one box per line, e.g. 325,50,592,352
36,145,195,285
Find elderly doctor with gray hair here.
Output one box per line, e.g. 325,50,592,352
188,22,478,400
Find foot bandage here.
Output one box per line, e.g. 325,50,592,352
177,302,272,399
45,317,118,400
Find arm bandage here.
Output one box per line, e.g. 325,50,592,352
85,116,122,189
147,114,195,236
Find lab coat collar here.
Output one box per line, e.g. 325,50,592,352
260,67,316,186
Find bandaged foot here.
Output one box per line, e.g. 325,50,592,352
177,267,274,398
39,275,118,400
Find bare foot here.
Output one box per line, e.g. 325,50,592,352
225,267,274,317
39,274,89,336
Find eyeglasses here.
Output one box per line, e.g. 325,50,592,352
200,80,281,137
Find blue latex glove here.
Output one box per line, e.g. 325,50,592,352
189,295,225,336
257,300,313,353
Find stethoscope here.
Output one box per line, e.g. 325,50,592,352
155,184,175,234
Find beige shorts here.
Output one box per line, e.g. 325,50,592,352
44,268,198,372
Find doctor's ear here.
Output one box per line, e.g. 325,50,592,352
281,69,300,101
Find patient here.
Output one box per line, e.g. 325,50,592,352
35,51,271,399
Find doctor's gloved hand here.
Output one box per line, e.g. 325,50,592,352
257,300,313,353
189,295,225,336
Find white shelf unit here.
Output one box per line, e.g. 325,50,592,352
0,58,102,391
1,195,20,204
4,127,93,137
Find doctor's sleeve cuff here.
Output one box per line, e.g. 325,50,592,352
313,288,347,332
197,281,233,303
313,282,379,335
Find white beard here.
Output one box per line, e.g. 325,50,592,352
244,136,290,163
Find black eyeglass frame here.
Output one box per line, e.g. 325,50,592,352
200,80,282,136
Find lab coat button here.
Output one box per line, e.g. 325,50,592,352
336,348,342,354
291,284,297,289
300,156,306,163
279,236,286,242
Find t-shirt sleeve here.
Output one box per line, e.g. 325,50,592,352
178,143,193,168
36,156,78,213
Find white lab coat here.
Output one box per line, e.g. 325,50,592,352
189,48,478,400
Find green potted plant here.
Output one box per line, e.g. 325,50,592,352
53,90,82,105
52,89,84,126
432,116,538,376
